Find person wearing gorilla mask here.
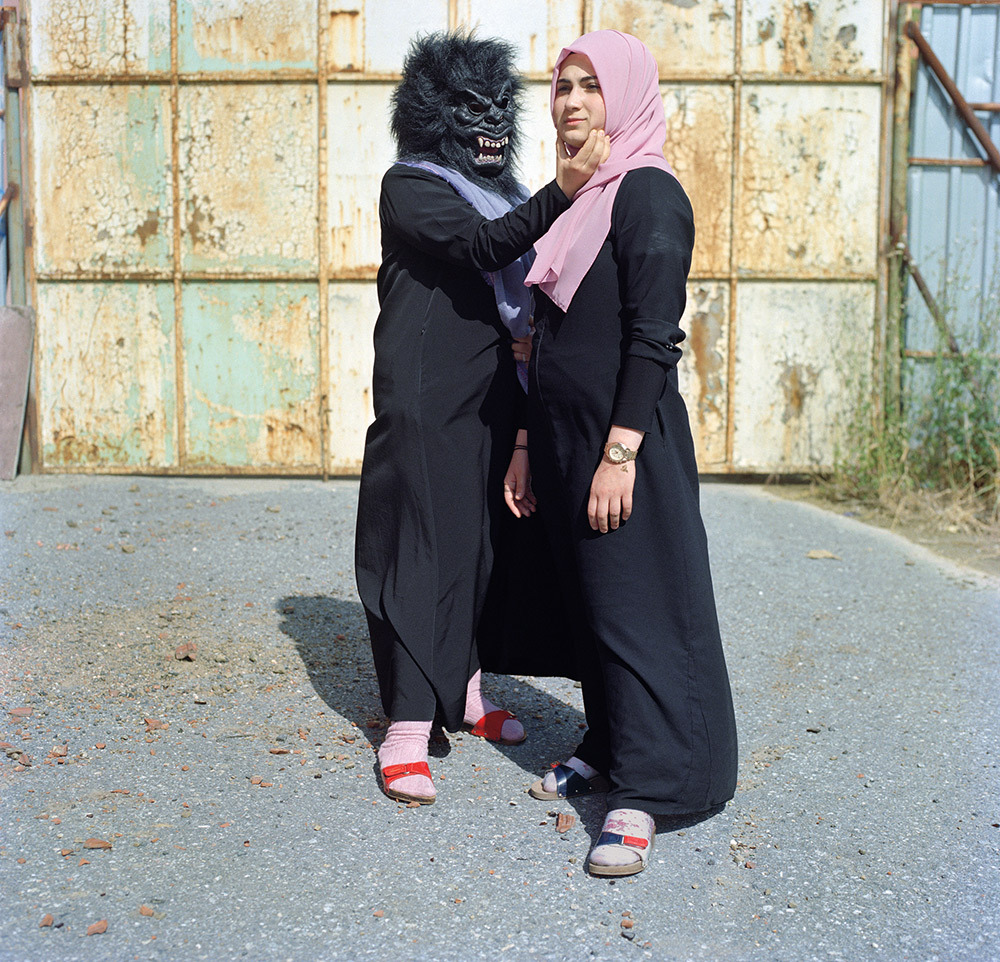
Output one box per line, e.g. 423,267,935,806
354,31,608,806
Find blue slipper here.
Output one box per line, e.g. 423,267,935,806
528,762,610,800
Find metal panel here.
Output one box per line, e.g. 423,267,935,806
662,84,734,278
182,283,321,468
178,0,318,72
178,85,318,274
742,0,884,77
23,0,891,476
32,86,173,275
732,281,875,471
36,282,177,468
336,0,450,74
679,282,729,470
327,281,377,474
905,2,1000,356
29,0,171,77
326,82,395,278
454,0,581,75
590,0,736,78
738,83,882,276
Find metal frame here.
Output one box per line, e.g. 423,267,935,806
23,0,893,476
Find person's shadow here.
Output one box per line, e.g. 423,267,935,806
276,593,727,852
275,593,590,774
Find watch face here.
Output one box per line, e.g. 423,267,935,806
607,443,626,462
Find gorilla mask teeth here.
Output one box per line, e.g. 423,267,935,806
475,135,509,165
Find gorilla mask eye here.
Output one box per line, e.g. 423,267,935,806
467,100,486,115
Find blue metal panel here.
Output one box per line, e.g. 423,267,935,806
905,3,1000,361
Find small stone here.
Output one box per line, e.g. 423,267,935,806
556,813,575,833
621,919,634,929
60,848,74,857
174,643,197,661
40,914,54,927
84,838,112,850
121,545,135,554
86,920,108,935
373,909,385,918
139,905,154,917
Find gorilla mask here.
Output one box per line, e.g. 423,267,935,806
391,31,523,198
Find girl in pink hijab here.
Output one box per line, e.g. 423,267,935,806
510,30,738,877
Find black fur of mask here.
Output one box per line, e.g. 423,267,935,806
391,31,523,199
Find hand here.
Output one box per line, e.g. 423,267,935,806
504,435,536,519
588,458,634,533
512,335,532,365
587,425,643,533
555,128,610,200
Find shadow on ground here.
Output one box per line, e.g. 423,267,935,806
275,594,590,782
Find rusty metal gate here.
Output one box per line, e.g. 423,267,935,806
14,0,890,476
891,0,999,404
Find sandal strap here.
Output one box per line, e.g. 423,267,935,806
553,763,596,797
381,761,432,786
469,709,516,741
596,831,649,851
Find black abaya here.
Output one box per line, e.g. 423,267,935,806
355,164,572,731
528,167,739,815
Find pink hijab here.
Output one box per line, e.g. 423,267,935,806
524,31,676,312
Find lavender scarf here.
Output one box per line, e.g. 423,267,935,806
396,160,533,389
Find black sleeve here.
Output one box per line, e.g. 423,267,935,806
608,167,694,433
380,165,571,272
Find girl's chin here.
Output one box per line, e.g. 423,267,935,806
560,131,589,148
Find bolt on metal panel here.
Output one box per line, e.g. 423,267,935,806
327,83,395,278
30,0,171,77
453,0,582,75
32,86,173,276
678,282,729,470
181,283,321,469
178,84,318,274
738,83,881,276
344,0,449,74
37,282,177,468
732,281,875,472
178,0,318,73
742,0,883,77
591,0,736,79
662,84,734,279
327,281,377,474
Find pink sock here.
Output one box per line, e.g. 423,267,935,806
463,670,524,743
378,720,434,800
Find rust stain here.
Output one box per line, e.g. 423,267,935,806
663,86,731,276
779,2,863,75
687,285,726,426
187,3,315,67
328,10,362,72
135,210,159,245
779,360,819,461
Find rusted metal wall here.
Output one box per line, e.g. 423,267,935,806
24,0,889,475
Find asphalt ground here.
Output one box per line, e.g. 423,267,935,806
0,476,997,962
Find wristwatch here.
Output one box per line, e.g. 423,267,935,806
604,441,637,464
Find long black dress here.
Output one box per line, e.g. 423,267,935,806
355,164,571,731
527,167,738,815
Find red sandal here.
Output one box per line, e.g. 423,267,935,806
466,709,526,745
380,761,436,805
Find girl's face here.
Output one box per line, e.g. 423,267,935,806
553,53,606,149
